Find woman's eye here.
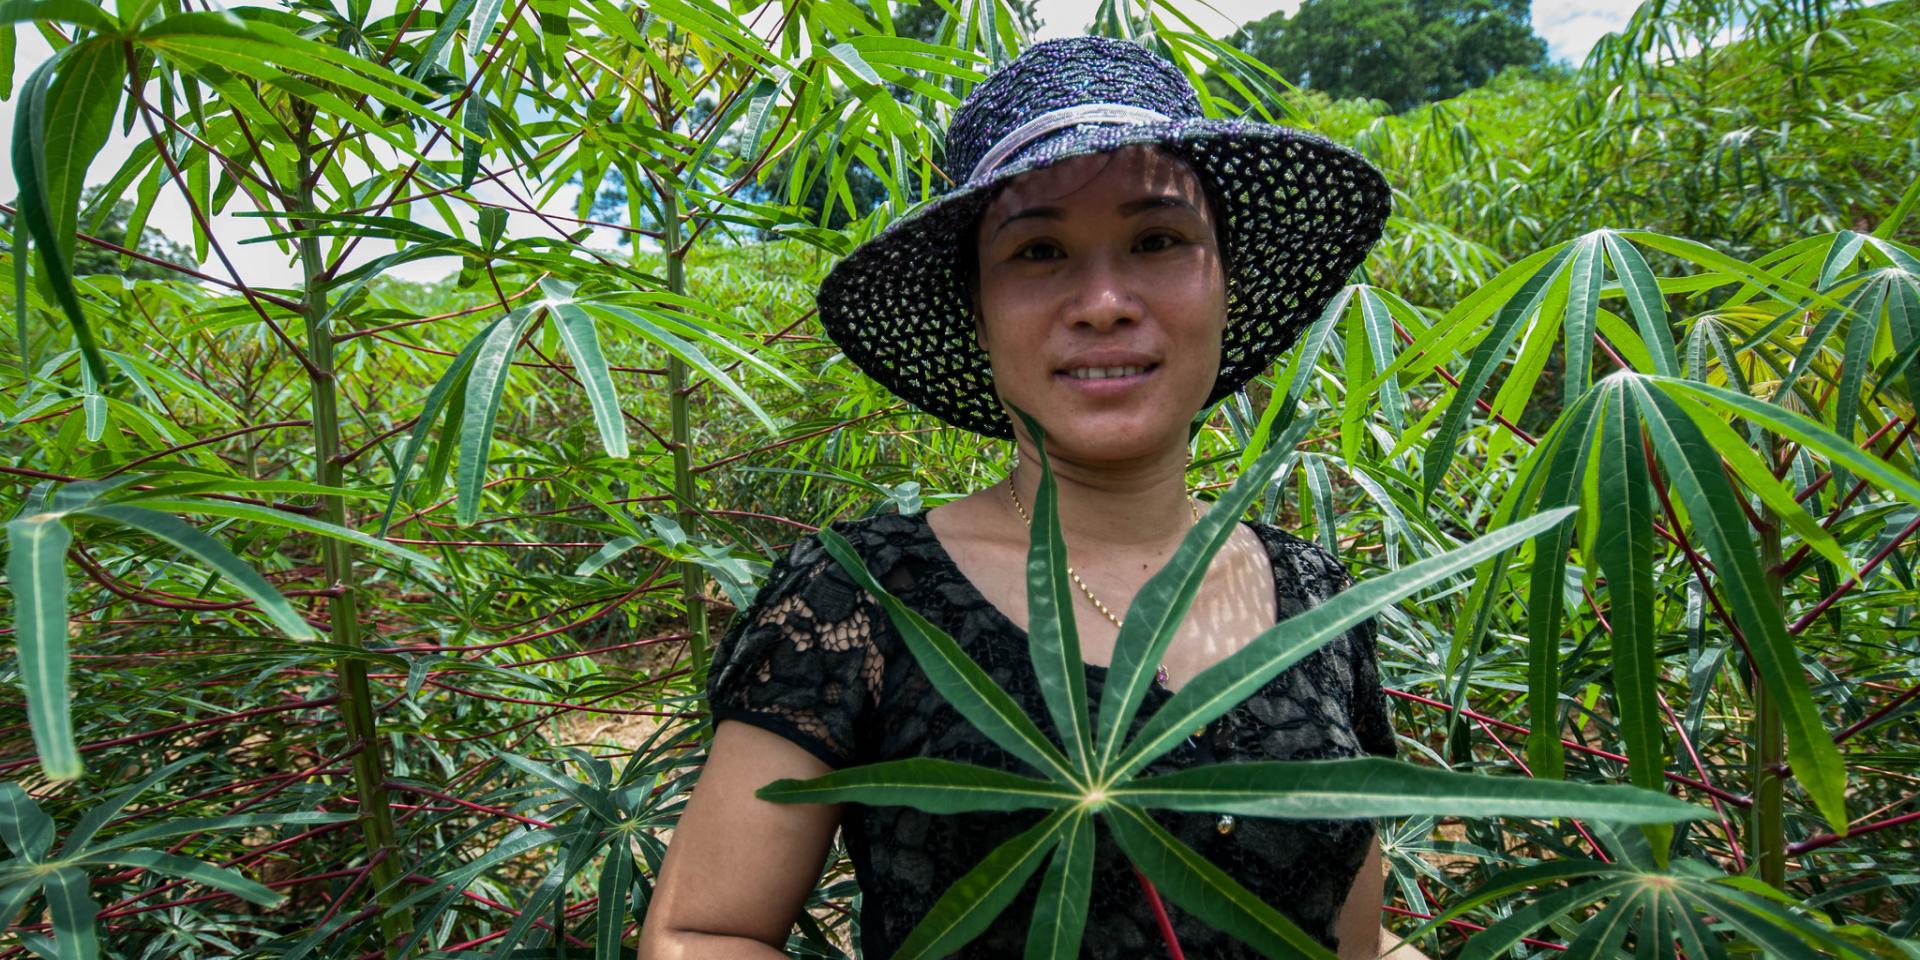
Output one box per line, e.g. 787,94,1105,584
1137,232,1182,253
1013,241,1063,262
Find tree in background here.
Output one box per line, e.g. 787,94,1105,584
1224,0,1547,111
1,185,196,281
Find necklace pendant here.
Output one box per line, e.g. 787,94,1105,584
1216,814,1236,836
1154,664,1170,686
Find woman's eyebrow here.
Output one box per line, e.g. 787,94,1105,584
991,195,1198,239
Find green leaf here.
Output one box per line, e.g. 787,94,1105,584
1524,386,1605,778
0,783,55,861
1009,409,1093,770
1595,386,1669,856
11,46,114,384
496,752,622,823
1457,878,1634,960
1603,233,1681,376
891,809,1073,960
1562,233,1606,405
579,301,779,432
5,511,78,779
42,867,99,960
574,535,641,577
1112,507,1578,780
377,311,501,535
1111,757,1703,823
1096,405,1296,773
1107,802,1335,959
817,527,1077,784
552,302,629,459
594,841,633,960
130,499,443,573
1422,245,1575,501
62,754,199,854
456,305,540,526
71,504,318,641
759,758,1077,812
1025,810,1093,960
1625,378,1849,830
82,850,282,906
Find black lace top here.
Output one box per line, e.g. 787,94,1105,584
706,511,1396,957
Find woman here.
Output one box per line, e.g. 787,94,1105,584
642,37,1418,959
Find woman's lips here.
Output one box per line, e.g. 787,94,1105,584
1053,362,1159,395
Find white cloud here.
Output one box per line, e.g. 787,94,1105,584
1533,0,1646,64
1031,0,1298,39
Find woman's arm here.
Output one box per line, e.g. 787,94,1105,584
1335,836,1433,960
639,721,845,959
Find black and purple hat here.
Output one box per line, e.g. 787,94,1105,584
816,36,1392,439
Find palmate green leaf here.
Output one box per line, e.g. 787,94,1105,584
594,840,633,960
71,504,317,641
43,866,99,960
1025,808,1093,960
1096,403,1298,773
1456,878,1637,960
1602,232,1681,377
891,809,1074,960
11,45,116,385
550,301,629,460
0,783,55,861
1563,233,1606,405
60,755,199,855
496,752,622,823
377,310,503,535
1422,244,1575,501
129,499,443,573
1523,385,1605,778
576,301,779,432
759,759,1076,812
1111,506,1577,781
1109,757,1703,823
78,849,281,906
489,819,605,960
1010,409,1093,770
1565,887,1643,960
4,511,79,779
456,305,540,526
1622,377,1848,831
1106,802,1334,960
815,528,1077,784
1594,385,1670,857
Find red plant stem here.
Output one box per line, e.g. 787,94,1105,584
1791,415,1911,504
1787,513,1920,633
421,678,686,716
1131,865,1186,960
693,406,902,471
1382,904,1567,952
1384,688,1752,807
1468,716,1611,862
0,696,339,773
0,201,300,308
1835,681,1920,743
383,781,553,828
1788,810,1920,854
1657,692,1748,872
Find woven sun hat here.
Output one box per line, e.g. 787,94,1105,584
815,35,1393,440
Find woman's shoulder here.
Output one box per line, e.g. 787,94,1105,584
1243,519,1355,600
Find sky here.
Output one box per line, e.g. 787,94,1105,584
1,0,1641,287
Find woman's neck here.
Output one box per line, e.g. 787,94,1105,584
1005,441,1197,551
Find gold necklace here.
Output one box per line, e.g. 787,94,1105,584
1003,478,1199,687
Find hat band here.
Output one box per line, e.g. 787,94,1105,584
965,103,1173,184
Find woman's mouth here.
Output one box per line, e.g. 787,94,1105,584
1055,362,1159,390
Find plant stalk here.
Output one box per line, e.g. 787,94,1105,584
662,182,709,673
294,140,409,942
1753,509,1787,889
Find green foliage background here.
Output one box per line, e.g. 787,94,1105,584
1,0,1918,955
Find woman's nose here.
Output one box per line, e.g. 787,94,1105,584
1062,252,1141,331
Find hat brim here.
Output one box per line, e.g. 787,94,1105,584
816,118,1392,440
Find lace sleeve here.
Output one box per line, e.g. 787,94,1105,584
705,530,887,769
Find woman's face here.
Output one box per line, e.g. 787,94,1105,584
974,146,1227,463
